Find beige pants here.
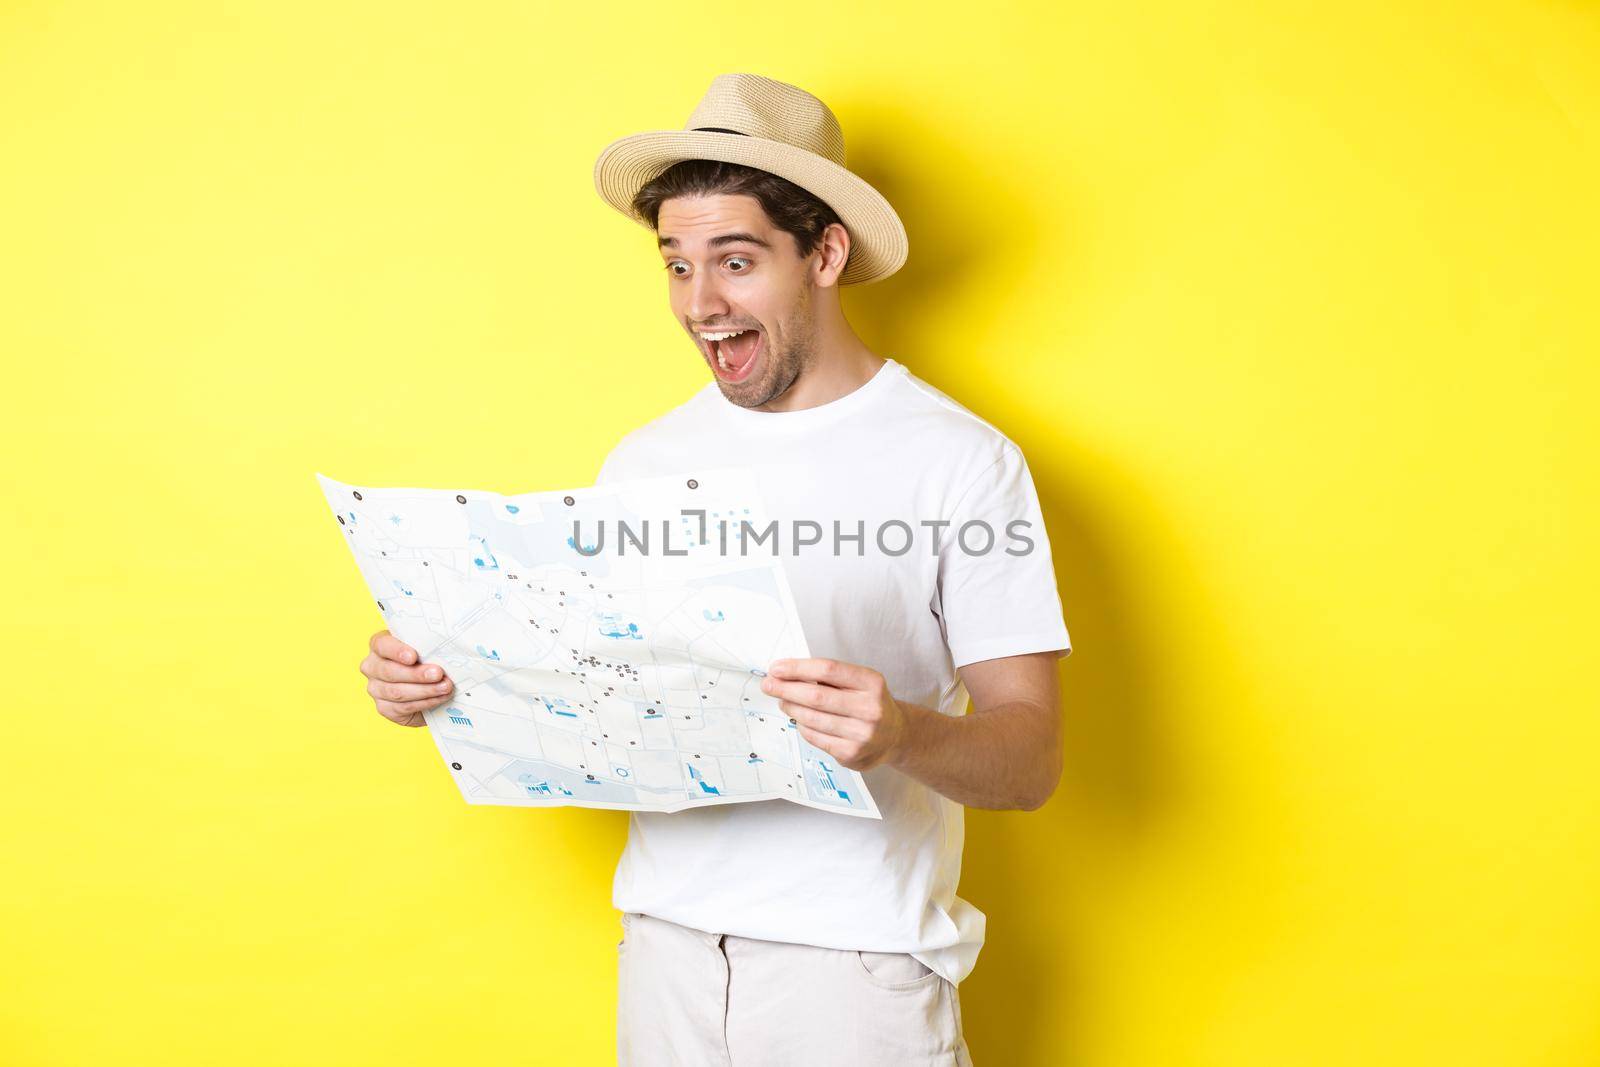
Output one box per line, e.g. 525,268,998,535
616,910,974,1066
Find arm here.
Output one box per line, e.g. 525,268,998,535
761,650,1064,812
891,652,1062,811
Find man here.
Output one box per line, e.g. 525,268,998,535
357,73,1073,1066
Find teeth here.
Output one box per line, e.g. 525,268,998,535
702,328,758,373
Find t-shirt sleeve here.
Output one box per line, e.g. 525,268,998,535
933,442,1073,669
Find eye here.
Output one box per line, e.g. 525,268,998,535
665,260,689,277
725,256,752,272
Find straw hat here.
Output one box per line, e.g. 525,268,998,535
593,72,908,286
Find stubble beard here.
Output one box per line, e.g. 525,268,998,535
717,289,816,410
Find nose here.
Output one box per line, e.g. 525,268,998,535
685,269,729,324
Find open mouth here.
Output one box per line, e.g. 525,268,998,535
701,328,763,384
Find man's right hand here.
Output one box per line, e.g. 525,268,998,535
359,629,454,728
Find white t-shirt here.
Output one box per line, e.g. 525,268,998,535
593,357,1072,985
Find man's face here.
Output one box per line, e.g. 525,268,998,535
657,192,817,408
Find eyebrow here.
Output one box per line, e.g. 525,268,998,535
658,231,773,251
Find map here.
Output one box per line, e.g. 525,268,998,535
316,468,881,820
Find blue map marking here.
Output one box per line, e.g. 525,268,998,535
517,774,574,798
687,763,721,796
540,696,577,719
598,611,641,640
815,759,851,802
470,533,499,571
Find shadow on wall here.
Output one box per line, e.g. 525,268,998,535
838,94,1193,1065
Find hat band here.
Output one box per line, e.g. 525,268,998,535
691,126,749,135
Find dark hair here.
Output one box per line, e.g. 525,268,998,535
630,158,846,271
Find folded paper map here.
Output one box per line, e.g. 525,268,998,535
316,468,880,819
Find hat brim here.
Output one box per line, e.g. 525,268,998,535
593,130,907,287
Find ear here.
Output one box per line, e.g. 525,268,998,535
810,221,852,288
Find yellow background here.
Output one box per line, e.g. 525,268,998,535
3,2,1596,1064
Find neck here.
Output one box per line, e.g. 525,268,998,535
754,303,885,413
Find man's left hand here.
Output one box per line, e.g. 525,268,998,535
760,658,909,772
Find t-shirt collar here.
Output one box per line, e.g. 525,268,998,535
704,357,903,428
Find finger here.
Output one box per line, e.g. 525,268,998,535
762,676,859,716
795,721,842,759
368,676,454,703
782,700,869,742
371,629,419,666
376,690,453,719
375,698,435,727
367,652,448,685
767,657,873,690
